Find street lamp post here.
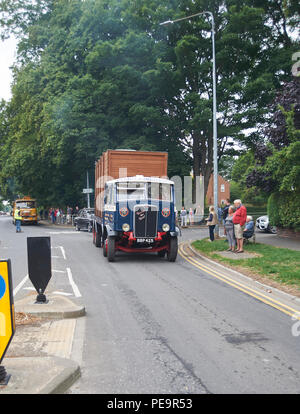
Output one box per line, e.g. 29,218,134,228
160,12,219,232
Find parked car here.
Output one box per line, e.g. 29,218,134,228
256,215,277,233
74,208,94,232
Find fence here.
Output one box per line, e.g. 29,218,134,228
41,214,77,226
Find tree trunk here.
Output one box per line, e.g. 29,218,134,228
192,132,213,204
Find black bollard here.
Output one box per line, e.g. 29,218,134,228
36,288,48,304
27,237,52,304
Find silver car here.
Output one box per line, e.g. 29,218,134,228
256,215,277,233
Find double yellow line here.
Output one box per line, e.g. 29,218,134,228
178,242,300,319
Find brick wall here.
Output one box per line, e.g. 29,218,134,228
206,174,230,206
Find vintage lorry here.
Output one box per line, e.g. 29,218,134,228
92,150,179,262
12,196,38,225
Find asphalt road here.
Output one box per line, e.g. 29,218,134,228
1,215,300,394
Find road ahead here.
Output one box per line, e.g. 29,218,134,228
1,215,300,394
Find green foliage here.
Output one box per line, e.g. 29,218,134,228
268,191,300,230
0,0,299,206
251,80,300,229
232,151,255,183
267,193,281,227
230,151,268,206
229,180,242,202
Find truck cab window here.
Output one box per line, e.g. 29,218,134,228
148,183,172,201
117,182,146,201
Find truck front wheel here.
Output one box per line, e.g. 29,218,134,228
107,236,116,262
167,237,178,262
94,226,102,247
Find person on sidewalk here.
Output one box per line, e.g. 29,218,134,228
14,207,22,233
232,199,247,252
222,199,231,223
51,208,56,224
243,216,254,239
181,206,187,227
223,199,231,240
189,208,194,225
205,206,218,242
224,205,236,251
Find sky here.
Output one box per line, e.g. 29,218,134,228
0,36,17,101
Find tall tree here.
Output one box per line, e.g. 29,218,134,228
246,78,300,228
0,0,298,206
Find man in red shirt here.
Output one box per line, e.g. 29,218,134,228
232,199,247,253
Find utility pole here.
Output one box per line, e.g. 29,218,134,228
86,171,90,209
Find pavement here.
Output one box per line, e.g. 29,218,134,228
38,219,75,230
253,231,300,251
186,224,300,251
0,223,299,394
0,292,85,394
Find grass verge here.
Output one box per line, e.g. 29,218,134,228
191,238,300,293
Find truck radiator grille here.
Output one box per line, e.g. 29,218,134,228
134,205,158,238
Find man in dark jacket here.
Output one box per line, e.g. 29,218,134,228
222,199,231,222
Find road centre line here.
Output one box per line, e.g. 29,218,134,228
66,267,81,298
178,243,300,320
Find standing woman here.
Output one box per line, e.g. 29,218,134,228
205,206,218,241
224,206,236,251
189,207,194,225
180,206,187,227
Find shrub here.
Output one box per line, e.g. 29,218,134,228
268,191,300,230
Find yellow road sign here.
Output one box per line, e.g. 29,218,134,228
0,260,15,364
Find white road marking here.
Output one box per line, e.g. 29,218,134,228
13,274,29,296
52,269,66,273
53,291,73,296
67,267,81,298
59,245,67,260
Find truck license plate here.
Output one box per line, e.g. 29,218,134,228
137,238,154,243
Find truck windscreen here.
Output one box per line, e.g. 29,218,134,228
16,201,36,208
148,182,172,202
117,182,146,201
117,182,172,202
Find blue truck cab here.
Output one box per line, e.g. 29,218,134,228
97,175,179,262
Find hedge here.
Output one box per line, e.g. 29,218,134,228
268,191,300,230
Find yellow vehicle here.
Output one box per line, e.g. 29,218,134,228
12,196,38,225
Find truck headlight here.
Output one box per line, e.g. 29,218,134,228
162,223,170,232
122,223,130,232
